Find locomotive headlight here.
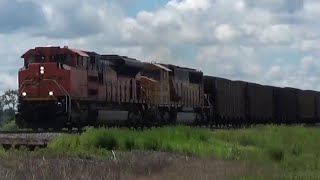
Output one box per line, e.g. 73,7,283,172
22,92,27,96
40,66,45,74
49,91,54,96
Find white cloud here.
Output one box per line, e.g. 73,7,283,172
234,0,246,11
1,0,320,93
196,45,261,81
299,40,320,52
301,56,314,71
0,73,18,94
265,66,282,81
167,0,211,11
259,24,293,44
214,24,239,42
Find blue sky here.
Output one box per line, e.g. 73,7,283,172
1,0,320,93
118,0,169,17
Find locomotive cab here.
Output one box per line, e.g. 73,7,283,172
16,46,90,130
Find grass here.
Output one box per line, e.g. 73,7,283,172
1,125,319,179
0,151,271,180
48,126,217,159
1,120,18,131
46,125,320,179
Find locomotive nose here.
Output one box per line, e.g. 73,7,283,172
19,63,70,99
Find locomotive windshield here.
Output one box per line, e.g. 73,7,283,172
24,53,74,68
52,54,74,68
24,55,46,67
26,55,45,63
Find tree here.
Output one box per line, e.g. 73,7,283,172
0,90,18,125
2,89,18,110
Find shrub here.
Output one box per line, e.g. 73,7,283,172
1,120,18,131
267,147,284,162
124,137,135,150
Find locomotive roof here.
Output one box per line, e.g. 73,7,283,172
68,48,89,57
100,55,143,68
21,46,89,58
100,55,138,61
164,63,202,72
145,62,172,72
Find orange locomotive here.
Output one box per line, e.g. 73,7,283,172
16,46,209,130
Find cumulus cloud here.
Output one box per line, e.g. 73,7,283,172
196,45,261,81
245,0,304,13
214,24,240,42
259,24,293,44
0,0,46,33
167,0,211,11
1,0,320,93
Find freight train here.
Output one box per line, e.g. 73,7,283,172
15,46,320,130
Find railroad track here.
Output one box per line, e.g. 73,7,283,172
0,129,82,134
0,129,82,151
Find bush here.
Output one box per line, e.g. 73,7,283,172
124,137,135,150
49,126,217,158
267,147,284,162
1,119,17,131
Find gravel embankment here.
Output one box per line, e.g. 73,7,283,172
0,151,272,180
0,133,69,141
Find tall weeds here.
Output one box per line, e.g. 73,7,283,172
47,125,320,178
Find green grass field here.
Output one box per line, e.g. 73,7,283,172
1,125,320,179
48,125,320,179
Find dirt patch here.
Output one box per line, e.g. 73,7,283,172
0,151,272,180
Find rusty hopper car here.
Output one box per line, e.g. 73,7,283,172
246,83,274,124
315,91,320,122
203,76,246,126
274,87,299,124
297,90,317,123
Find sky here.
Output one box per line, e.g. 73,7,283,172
1,0,320,93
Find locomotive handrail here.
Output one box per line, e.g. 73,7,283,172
18,79,34,93
42,78,71,121
204,94,213,118
204,94,212,107
42,79,70,97
18,78,72,121
19,78,70,98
